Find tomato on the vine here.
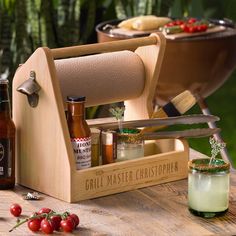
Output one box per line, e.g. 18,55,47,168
166,22,175,27
9,207,81,234
188,26,197,33
10,203,22,217
69,213,80,228
28,219,41,232
199,24,208,32
188,18,197,24
50,215,62,231
41,219,55,234
30,212,43,223
38,207,52,215
175,20,184,25
163,18,209,35
180,24,188,32
60,218,75,232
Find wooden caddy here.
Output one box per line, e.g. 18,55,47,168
13,33,189,202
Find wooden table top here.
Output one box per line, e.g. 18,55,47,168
1,150,236,236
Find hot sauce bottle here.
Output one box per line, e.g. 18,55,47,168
0,78,16,189
67,96,91,170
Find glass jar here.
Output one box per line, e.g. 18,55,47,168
188,158,230,218
116,128,144,162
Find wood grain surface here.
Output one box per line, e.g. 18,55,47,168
0,150,236,236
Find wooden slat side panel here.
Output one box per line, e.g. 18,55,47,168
12,48,74,202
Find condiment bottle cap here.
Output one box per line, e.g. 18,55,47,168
67,96,86,102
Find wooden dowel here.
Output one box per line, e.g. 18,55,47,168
51,35,158,59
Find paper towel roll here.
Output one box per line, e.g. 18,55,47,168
55,50,145,107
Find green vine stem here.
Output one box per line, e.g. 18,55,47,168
9,211,70,232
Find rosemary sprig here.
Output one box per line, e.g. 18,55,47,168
109,106,125,133
109,106,125,120
209,137,226,165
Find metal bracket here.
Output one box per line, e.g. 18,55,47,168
17,71,41,108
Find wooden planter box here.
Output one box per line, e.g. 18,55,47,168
12,33,189,202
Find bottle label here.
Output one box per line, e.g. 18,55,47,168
0,139,11,178
71,137,91,170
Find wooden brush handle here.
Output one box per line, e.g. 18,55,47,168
51,34,159,59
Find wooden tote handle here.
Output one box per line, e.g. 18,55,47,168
51,34,160,59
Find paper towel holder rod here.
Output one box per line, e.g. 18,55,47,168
51,34,158,59
16,71,41,108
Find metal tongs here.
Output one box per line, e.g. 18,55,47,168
89,114,220,139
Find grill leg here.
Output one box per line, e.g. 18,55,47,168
197,96,234,168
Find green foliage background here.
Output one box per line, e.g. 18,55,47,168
1,0,236,78
1,0,236,165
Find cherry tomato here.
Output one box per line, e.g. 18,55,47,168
50,215,62,231
193,24,206,33
175,20,184,25
180,24,188,32
30,212,43,223
69,213,80,228
188,18,197,24
38,208,52,215
166,22,175,27
28,218,41,232
188,25,197,33
60,218,74,233
196,25,201,32
41,219,55,234
10,203,22,217
199,24,208,32
66,215,76,229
